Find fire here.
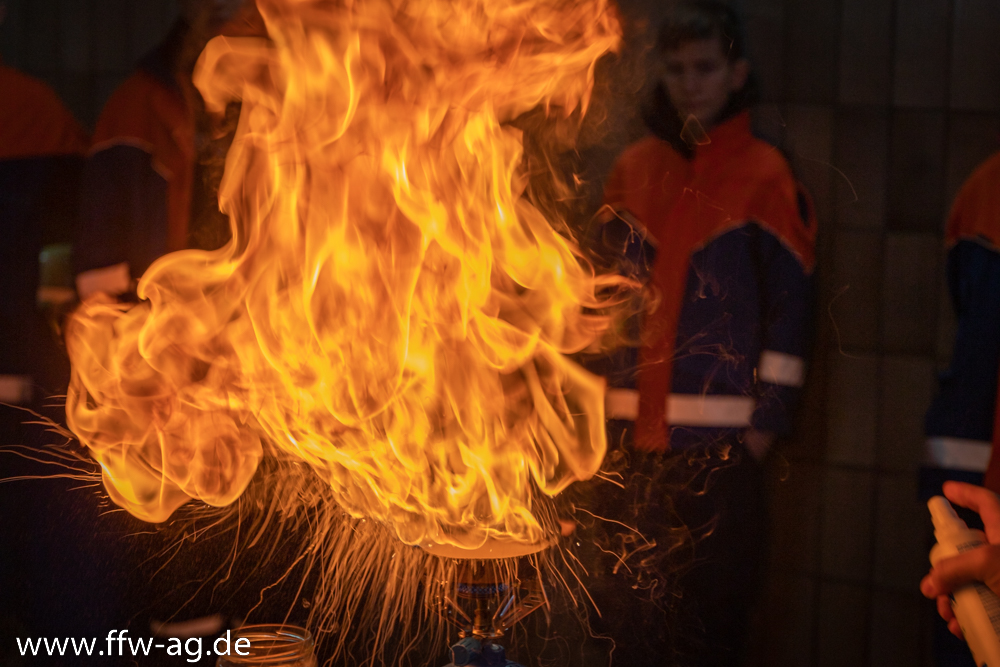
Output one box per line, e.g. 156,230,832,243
66,0,621,555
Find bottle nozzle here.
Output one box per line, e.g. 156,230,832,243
929,495,968,532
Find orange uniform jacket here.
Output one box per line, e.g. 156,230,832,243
74,10,264,296
0,66,87,162
933,151,1000,491
74,21,197,295
603,111,816,451
0,65,86,390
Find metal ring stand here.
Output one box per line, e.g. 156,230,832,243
433,557,547,667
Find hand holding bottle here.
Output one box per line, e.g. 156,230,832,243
921,481,1000,639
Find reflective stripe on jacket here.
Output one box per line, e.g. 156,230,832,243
601,111,816,451
928,150,1000,490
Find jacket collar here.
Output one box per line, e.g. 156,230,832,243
690,111,754,160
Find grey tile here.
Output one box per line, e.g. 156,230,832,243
888,111,946,233
826,351,879,466
93,0,133,72
785,105,835,222
878,356,937,474
893,0,950,108
821,468,874,581
834,109,890,231
786,105,835,162
163,0,179,27
950,0,1000,111
786,340,828,464
869,590,924,667
769,462,822,574
752,104,787,149
0,0,26,67
743,0,786,103
58,0,91,73
818,581,869,667
828,230,882,351
881,233,942,356
23,0,62,74
838,0,893,106
945,113,1000,208
872,474,933,591
130,0,176,66
758,573,816,666
785,0,840,104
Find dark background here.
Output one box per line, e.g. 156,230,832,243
3,0,1000,665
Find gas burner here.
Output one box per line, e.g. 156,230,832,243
431,553,548,667
444,636,520,667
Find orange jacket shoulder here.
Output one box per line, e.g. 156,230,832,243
92,72,187,151
744,136,794,181
0,66,87,160
604,136,687,234
727,136,817,272
948,150,1000,248
605,136,682,197
91,71,194,181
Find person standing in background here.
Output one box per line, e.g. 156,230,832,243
0,30,87,418
74,0,259,300
588,2,816,665
0,3,96,657
925,150,1000,493
923,150,1000,667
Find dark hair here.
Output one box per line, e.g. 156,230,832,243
655,1,748,62
642,1,759,152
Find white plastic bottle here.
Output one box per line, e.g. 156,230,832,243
929,496,1000,666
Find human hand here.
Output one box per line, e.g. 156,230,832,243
742,428,775,461
920,481,1000,638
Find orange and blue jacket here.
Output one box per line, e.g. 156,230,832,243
595,111,816,452
925,150,1000,491
74,8,264,296
0,65,87,382
74,21,196,293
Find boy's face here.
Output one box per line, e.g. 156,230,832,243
660,37,749,131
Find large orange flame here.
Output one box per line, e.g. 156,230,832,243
66,0,621,554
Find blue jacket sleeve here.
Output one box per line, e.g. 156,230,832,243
75,144,170,280
581,210,656,389
750,225,814,435
925,240,1000,440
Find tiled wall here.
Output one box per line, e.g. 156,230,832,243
0,0,177,128
739,1,1000,665
4,0,1000,664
